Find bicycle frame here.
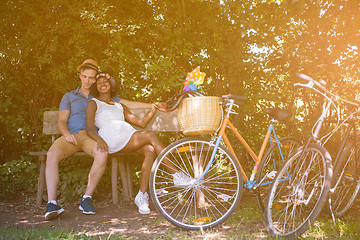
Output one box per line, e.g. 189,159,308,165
295,74,360,167
327,118,357,167
195,99,286,190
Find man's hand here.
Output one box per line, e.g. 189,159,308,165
64,133,78,145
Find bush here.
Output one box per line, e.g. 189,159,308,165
0,156,38,194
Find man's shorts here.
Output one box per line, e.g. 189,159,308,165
49,130,97,159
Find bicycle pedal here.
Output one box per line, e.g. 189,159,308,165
156,189,168,196
345,173,354,182
217,193,231,202
194,217,212,223
267,171,277,179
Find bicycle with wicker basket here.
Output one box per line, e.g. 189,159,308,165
149,94,301,230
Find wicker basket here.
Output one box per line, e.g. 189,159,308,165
177,96,222,135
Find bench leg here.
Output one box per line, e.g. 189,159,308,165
36,156,46,208
125,159,133,199
111,157,119,205
118,158,131,201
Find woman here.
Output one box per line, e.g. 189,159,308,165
86,73,192,215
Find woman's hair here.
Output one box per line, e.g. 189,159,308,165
90,72,119,98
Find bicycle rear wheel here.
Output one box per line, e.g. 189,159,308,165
264,143,332,239
329,139,360,218
255,136,301,216
149,137,243,230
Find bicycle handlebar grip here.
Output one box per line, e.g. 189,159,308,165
296,73,314,82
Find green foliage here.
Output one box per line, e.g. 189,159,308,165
56,156,111,202
0,156,38,193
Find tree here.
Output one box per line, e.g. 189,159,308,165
0,0,359,163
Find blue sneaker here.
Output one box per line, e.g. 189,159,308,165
79,197,95,214
44,202,64,220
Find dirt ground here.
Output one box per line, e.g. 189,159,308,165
0,191,266,239
2,191,359,239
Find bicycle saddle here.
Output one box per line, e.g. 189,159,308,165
265,107,292,121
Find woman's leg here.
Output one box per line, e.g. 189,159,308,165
121,131,177,175
120,131,164,155
134,144,156,193
120,131,162,193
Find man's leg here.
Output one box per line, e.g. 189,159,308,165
44,136,78,220
45,147,65,202
79,136,108,214
44,147,66,220
85,147,108,196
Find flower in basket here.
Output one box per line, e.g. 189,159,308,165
183,66,206,92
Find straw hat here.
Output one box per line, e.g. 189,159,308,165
77,59,99,72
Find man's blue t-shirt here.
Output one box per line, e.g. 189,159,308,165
59,87,121,133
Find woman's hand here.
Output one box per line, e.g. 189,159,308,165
97,138,109,153
153,102,166,112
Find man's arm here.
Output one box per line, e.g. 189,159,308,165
58,110,78,145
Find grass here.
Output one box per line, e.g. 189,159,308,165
305,215,360,239
0,227,84,240
1,215,360,240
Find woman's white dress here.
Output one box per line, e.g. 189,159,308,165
92,98,137,154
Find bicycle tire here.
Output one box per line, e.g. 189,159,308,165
255,136,301,216
329,139,360,218
149,137,243,230
264,143,332,239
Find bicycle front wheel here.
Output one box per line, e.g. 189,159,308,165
329,139,360,218
255,136,301,216
149,137,243,230
264,143,332,239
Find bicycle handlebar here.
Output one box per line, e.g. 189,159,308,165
221,94,247,106
295,73,360,108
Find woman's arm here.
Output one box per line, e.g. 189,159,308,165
86,100,109,152
120,99,152,109
122,103,157,128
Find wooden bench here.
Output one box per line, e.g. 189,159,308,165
30,109,181,207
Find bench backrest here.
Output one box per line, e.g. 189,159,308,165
43,109,181,135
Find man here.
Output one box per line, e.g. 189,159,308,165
44,59,155,220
